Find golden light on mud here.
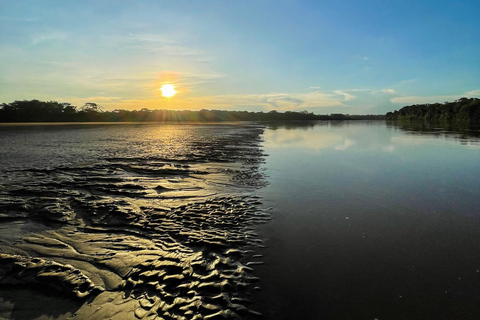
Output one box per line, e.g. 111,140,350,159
160,84,177,97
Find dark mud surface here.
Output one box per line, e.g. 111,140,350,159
0,124,270,320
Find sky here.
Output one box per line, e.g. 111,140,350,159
1,0,479,114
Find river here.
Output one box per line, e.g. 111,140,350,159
0,121,479,319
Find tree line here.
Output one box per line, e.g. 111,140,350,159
0,100,384,122
386,98,480,122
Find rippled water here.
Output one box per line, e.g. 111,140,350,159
0,123,269,320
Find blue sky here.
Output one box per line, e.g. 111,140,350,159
1,0,479,114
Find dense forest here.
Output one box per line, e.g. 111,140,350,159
0,100,384,122
386,98,480,122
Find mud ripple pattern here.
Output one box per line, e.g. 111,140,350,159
0,124,268,320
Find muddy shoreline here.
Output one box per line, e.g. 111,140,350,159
0,124,269,320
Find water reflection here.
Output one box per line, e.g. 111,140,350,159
387,121,480,147
265,121,319,131
256,120,480,319
264,128,346,150
264,120,480,151
264,121,389,152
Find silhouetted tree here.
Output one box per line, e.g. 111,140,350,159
80,102,102,112
0,99,385,122
386,98,480,122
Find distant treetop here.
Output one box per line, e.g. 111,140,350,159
0,99,384,122
386,98,480,122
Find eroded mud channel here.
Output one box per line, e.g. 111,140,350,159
0,124,269,320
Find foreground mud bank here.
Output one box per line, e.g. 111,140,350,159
0,124,270,320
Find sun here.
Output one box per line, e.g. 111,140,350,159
160,84,177,97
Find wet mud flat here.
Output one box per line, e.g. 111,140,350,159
0,124,270,320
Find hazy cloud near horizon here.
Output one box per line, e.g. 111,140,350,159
61,88,480,115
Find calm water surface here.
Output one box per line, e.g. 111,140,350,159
0,121,480,320
255,121,480,319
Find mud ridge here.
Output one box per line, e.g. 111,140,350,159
0,124,269,320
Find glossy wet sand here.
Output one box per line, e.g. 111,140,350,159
0,124,268,320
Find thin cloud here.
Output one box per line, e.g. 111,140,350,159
116,33,206,59
391,95,462,104
391,90,480,105
380,89,396,94
399,79,418,84
465,90,480,97
71,91,344,112
124,33,177,44
390,79,418,89
265,95,303,110
333,90,357,101
84,96,121,102
31,31,67,45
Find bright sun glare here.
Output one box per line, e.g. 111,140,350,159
160,84,177,98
